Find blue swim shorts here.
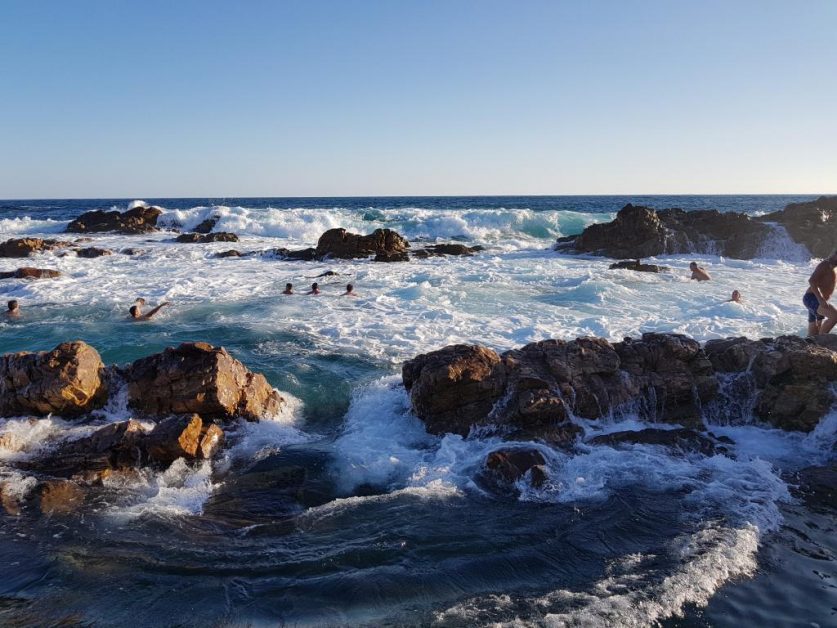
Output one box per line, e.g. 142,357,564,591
803,292,824,323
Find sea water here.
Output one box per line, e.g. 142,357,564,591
0,196,834,626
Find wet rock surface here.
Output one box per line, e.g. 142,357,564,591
589,428,732,456
175,232,240,243
0,238,71,258
66,206,162,234
315,228,410,259
75,247,113,258
793,464,837,510
482,448,548,488
608,259,670,273
0,267,62,280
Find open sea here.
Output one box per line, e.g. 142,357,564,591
0,195,834,626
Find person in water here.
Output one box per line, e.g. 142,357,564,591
6,299,20,319
282,283,294,295
343,283,356,296
129,299,171,321
307,282,320,295
727,290,742,303
689,262,711,281
804,251,837,336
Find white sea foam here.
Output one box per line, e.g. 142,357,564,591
0,216,68,235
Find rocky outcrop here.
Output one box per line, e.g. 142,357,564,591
0,341,107,417
482,448,548,488
66,206,162,234
413,244,484,258
76,247,113,258
315,228,409,260
175,232,239,243
0,267,62,279
758,196,837,259
566,204,770,260
215,249,242,258
608,260,669,273
269,247,318,261
193,217,219,234
122,342,284,422
589,428,732,456
705,335,837,431
0,238,70,257
374,251,411,262
403,333,717,443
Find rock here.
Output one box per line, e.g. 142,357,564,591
0,238,70,258
120,248,145,256
0,341,107,418
38,480,85,514
193,217,219,234
374,251,410,262
122,342,284,422
0,482,24,515
608,259,669,273
269,247,318,261
37,420,147,478
569,204,771,260
199,423,225,459
483,448,548,487
589,428,729,456
175,232,239,243
144,414,203,465
423,243,480,256
75,247,113,258
66,206,162,234
0,267,62,280
315,228,409,260
215,249,242,258
758,196,837,259
794,464,836,510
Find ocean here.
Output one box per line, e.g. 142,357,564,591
0,195,834,626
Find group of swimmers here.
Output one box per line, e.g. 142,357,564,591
687,261,741,303
281,282,356,297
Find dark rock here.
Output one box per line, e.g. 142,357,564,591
0,238,70,257
608,259,669,273
120,248,145,256
0,341,107,417
758,196,837,259
0,267,62,279
175,232,239,243
66,206,162,234
193,217,219,234
483,448,548,487
215,249,242,258
122,342,284,422
269,247,318,261
315,228,409,260
794,464,836,510
374,251,410,262
76,247,113,258
589,428,729,456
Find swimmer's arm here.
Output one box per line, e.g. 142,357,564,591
144,302,171,319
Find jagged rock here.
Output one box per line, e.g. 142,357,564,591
758,196,837,259
608,259,670,273
315,228,409,260
76,247,113,258
37,420,147,478
66,206,162,234
374,251,410,262
38,480,85,514
568,204,770,260
122,342,284,422
0,238,70,258
144,414,203,465
193,217,219,234
589,428,731,456
705,335,837,431
175,232,239,243
199,423,225,459
0,267,61,280
0,341,107,418
215,249,242,258
483,448,548,487
269,247,318,261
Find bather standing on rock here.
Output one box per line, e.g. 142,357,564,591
129,299,171,321
6,299,20,319
804,251,837,336
689,262,711,281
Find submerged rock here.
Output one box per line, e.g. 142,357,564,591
75,247,113,258
589,428,731,456
215,249,242,258
175,232,239,243
483,448,548,488
38,480,85,514
794,464,837,510
0,238,70,258
269,247,318,261
66,206,162,234
0,341,107,418
374,251,410,262
608,259,670,273
0,267,62,280
122,342,284,422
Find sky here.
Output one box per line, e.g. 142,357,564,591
1,0,835,198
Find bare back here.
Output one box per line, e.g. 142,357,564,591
808,260,836,299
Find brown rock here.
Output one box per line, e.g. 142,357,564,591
0,238,70,258
123,342,284,422
76,247,113,258
0,341,107,417
198,423,225,459
315,228,409,260
66,206,162,234
374,251,410,262
37,420,147,478
0,267,62,280
38,480,84,514
215,249,242,258
175,232,239,243
484,448,548,487
145,414,203,465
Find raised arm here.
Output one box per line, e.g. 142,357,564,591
143,302,170,319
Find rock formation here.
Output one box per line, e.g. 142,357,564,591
0,267,62,280
0,238,70,257
608,259,670,273
66,205,162,234
757,196,837,259
75,247,113,258
315,228,410,259
175,232,239,243
482,448,548,488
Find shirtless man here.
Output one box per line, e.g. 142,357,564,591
727,290,742,303
307,282,320,295
689,262,711,281
342,283,356,296
129,299,171,321
6,300,20,319
282,283,294,295
803,251,837,335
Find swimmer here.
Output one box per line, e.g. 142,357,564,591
307,282,321,295
6,299,20,319
689,262,711,281
727,290,742,303
129,300,170,321
282,283,294,295
342,283,357,296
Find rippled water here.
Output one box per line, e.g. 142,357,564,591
0,196,834,626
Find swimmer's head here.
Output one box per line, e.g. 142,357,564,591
8,299,18,312
129,305,140,318
346,283,353,293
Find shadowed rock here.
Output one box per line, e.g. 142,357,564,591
193,217,219,234
793,464,836,510
589,428,731,456
608,259,670,273
315,228,409,260
76,247,113,258
66,206,162,234
175,232,239,243
215,249,242,258
38,480,85,514
0,267,62,280
758,196,837,259
0,238,70,258
483,448,548,488
0,341,107,417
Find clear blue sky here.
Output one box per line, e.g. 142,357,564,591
1,0,835,198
